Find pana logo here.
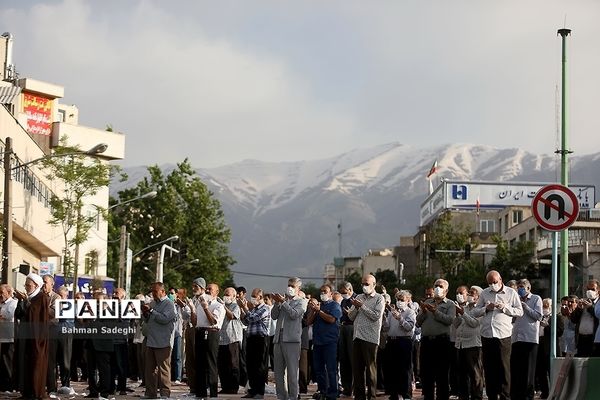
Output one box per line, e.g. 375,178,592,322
451,185,467,200
56,299,142,319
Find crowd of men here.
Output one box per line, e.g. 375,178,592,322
0,270,600,400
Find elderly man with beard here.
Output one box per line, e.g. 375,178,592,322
14,273,50,400
416,278,456,400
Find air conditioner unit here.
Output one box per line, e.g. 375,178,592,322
588,209,600,219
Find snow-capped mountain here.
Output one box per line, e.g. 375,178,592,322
112,143,600,290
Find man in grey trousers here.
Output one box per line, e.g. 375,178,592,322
271,277,308,400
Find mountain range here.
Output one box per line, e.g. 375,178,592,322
112,143,600,291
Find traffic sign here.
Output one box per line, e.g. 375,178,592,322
531,184,580,231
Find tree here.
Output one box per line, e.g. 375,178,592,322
108,160,235,295
428,212,475,276
374,269,399,293
42,138,114,292
487,235,536,282
344,271,362,293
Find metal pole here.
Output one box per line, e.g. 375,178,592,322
551,232,559,363
1,137,12,284
117,224,126,288
558,28,572,298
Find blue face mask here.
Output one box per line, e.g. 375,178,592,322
517,287,527,297
168,293,175,301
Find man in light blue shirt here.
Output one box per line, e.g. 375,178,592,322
510,279,542,400
142,282,177,399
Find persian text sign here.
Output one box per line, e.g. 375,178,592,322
22,93,53,136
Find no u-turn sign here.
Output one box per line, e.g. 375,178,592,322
531,184,579,231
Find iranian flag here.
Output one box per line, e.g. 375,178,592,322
426,160,438,179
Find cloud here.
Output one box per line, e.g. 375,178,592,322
1,0,600,168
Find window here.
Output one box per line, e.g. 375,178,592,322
529,228,536,241
519,233,526,242
513,210,523,224
480,219,496,233
504,215,509,233
58,109,66,122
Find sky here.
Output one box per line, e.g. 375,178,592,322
2,1,600,168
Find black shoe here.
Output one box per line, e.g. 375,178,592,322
84,394,98,399
241,394,255,398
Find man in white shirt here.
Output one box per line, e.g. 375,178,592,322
191,279,225,399
0,284,17,392
474,270,523,400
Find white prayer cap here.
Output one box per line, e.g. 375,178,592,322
26,273,43,288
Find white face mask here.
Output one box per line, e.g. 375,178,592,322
341,294,351,300
202,293,212,303
489,283,501,292
362,285,373,295
396,301,406,310
434,287,445,298
250,297,259,305
223,296,233,305
456,294,465,304
286,287,296,297
466,295,475,304
586,290,598,300
320,293,330,302
543,308,551,316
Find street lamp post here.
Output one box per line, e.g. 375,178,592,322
111,191,158,288
128,235,178,293
1,137,107,284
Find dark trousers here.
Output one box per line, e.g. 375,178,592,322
56,333,73,387
47,336,59,393
111,342,128,392
412,339,421,383
535,336,550,398
171,335,182,381
136,342,146,384
87,349,112,397
0,342,15,391
576,334,594,357
238,329,248,386
457,346,484,400
420,335,450,400
70,337,87,382
195,328,219,398
386,337,413,400
510,342,538,400
313,343,338,400
449,344,459,395
218,342,240,393
482,337,511,400
352,338,378,400
338,324,354,395
246,335,269,396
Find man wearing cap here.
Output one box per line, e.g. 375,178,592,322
14,273,50,400
190,278,225,399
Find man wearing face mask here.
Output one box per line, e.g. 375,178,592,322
474,270,523,400
217,287,243,394
570,279,600,357
510,279,542,400
348,274,385,400
416,278,456,400
271,277,308,400
307,284,342,400
386,290,416,400
240,288,271,399
454,285,484,400
180,278,205,396
337,281,356,397
191,280,226,399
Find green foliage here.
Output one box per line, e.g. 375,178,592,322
302,282,320,299
487,235,536,281
374,269,399,293
108,160,235,295
42,138,114,282
428,213,474,275
344,271,362,292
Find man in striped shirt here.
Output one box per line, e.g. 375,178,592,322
240,288,271,399
348,274,385,400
